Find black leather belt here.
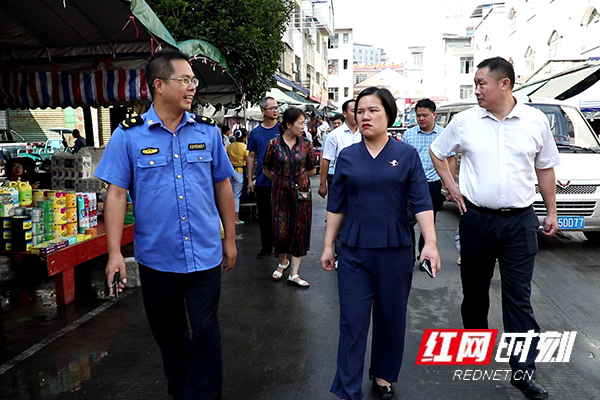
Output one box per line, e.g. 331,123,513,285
466,200,531,216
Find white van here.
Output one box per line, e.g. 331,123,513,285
435,96,600,242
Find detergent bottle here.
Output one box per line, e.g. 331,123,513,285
18,181,32,206
7,182,20,205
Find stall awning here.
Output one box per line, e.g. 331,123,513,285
0,0,176,109
274,74,310,96
266,88,304,106
177,39,242,106
514,64,600,100
0,69,151,109
283,90,318,105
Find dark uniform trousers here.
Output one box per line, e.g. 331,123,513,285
139,264,223,400
459,201,541,377
332,244,413,400
410,179,444,259
255,185,273,253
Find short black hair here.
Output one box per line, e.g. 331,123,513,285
220,124,231,135
342,99,355,113
332,114,344,123
145,48,191,96
415,99,436,113
6,158,23,170
477,56,515,89
355,87,397,128
279,107,305,134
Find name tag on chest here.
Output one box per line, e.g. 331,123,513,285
189,143,206,150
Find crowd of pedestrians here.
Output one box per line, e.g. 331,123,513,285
97,50,558,400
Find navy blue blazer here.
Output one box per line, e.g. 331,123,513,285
327,138,432,248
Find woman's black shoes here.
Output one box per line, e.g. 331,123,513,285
373,381,394,399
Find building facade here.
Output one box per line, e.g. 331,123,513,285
327,28,354,109
353,43,387,66
442,34,475,101
471,1,600,84
279,0,334,106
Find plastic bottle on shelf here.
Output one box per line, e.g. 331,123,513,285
18,181,32,207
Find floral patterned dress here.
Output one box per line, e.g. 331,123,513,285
263,135,318,257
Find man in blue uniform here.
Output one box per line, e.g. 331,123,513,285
246,96,280,259
95,49,236,400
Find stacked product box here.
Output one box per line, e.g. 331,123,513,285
51,148,103,191
65,191,78,235
37,199,56,241
76,193,98,235
26,207,45,245
48,191,67,238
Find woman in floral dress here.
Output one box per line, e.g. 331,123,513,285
263,106,318,288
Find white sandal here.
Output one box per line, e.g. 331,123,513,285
287,274,310,288
272,261,289,281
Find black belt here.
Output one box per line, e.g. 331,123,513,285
466,200,531,216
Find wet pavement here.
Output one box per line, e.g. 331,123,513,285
1,176,600,399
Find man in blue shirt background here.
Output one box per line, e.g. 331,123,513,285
95,49,236,400
246,96,280,259
403,98,456,265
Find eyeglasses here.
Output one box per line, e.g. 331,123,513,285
263,106,279,112
160,77,200,87
11,165,23,170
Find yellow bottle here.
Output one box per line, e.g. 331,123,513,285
18,181,32,207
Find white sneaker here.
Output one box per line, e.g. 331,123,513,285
457,256,461,266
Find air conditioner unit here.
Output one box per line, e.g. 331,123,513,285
292,64,298,73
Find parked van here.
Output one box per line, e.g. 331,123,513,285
435,96,600,242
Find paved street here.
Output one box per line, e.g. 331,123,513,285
1,177,600,400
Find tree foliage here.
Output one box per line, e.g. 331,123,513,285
148,0,293,105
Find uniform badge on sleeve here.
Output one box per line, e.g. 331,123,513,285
189,143,206,150
141,148,159,155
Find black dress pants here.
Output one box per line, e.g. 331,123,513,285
459,202,541,377
255,185,273,253
139,264,223,400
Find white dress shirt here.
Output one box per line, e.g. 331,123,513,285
322,122,362,174
431,101,560,209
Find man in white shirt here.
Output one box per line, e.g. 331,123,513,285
315,115,329,147
318,99,361,198
430,57,560,400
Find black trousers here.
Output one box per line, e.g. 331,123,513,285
255,185,273,253
459,202,541,376
410,180,444,259
139,264,223,400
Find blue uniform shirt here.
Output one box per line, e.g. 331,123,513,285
247,123,280,186
95,104,234,273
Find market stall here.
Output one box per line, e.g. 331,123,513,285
0,1,152,304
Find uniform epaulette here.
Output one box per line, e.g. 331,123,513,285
194,115,216,126
120,116,144,129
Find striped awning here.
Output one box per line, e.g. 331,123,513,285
0,70,152,109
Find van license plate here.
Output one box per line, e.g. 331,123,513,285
557,216,585,230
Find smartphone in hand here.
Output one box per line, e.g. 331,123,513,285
421,259,434,278
112,271,121,298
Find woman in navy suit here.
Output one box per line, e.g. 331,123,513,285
321,87,441,400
